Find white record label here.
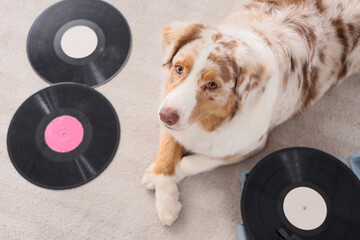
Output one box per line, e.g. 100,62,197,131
60,25,98,59
283,187,327,230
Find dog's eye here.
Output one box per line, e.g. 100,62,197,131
207,81,218,89
175,65,183,74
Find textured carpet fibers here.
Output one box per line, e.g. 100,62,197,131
1,1,359,239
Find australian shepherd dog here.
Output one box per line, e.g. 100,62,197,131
142,0,360,226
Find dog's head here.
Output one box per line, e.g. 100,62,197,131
158,22,275,132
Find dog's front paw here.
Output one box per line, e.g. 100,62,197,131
156,196,182,226
141,163,155,190
155,176,182,226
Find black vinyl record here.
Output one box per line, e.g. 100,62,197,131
241,147,360,240
7,83,120,189
27,0,131,87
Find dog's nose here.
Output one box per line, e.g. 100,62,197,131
159,108,179,126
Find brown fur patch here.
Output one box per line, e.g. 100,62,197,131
332,18,349,53
162,23,204,47
166,55,195,93
212,32,223,41
284,16,316,52
245,83,251,92
201,68,218,84
249,65,266,82
347,23,355,36
310,66,319,83
252,28,265,41
297,73,302,89
338,63,348,80
237,92,243,102
226,54,240,76
301,62,309,87
308,27,316,48
347,23,360,50
278,0,307,4
256,0,307,6
173,55,194,73
162,23,205,66
302,63,318,108
153,132,184,176
265,0,279,5
264,37,272,46
219,40,238,52
300,26,316,50
251,81,260,89
230,100,240,119
290,55,296,72
318,50,325,63
315,0,325,13
352,37,359,51
190,94,235,132
235,72,246,94
208,52,233,82
188,68,237,131
331,18,349,80
283,72,289,89
174,55,194,72
238,64,267,95
265,6,277,15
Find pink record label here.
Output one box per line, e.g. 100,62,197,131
44,115,84,153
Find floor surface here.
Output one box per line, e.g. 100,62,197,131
1,1,360,239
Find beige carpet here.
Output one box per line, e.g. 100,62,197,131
1,0,360,239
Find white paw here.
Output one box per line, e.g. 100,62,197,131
141,163,155,190
155,175,182,226
156,196,182,226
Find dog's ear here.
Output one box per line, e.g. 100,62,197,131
161,22,204,67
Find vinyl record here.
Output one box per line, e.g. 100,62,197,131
7,83,120,189
241,147,360,240
27,0,131,87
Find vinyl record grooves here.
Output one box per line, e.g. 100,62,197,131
241,147,360,240
27,0,131,87
7,83,120,189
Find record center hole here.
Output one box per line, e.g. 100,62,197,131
303,205,308,211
